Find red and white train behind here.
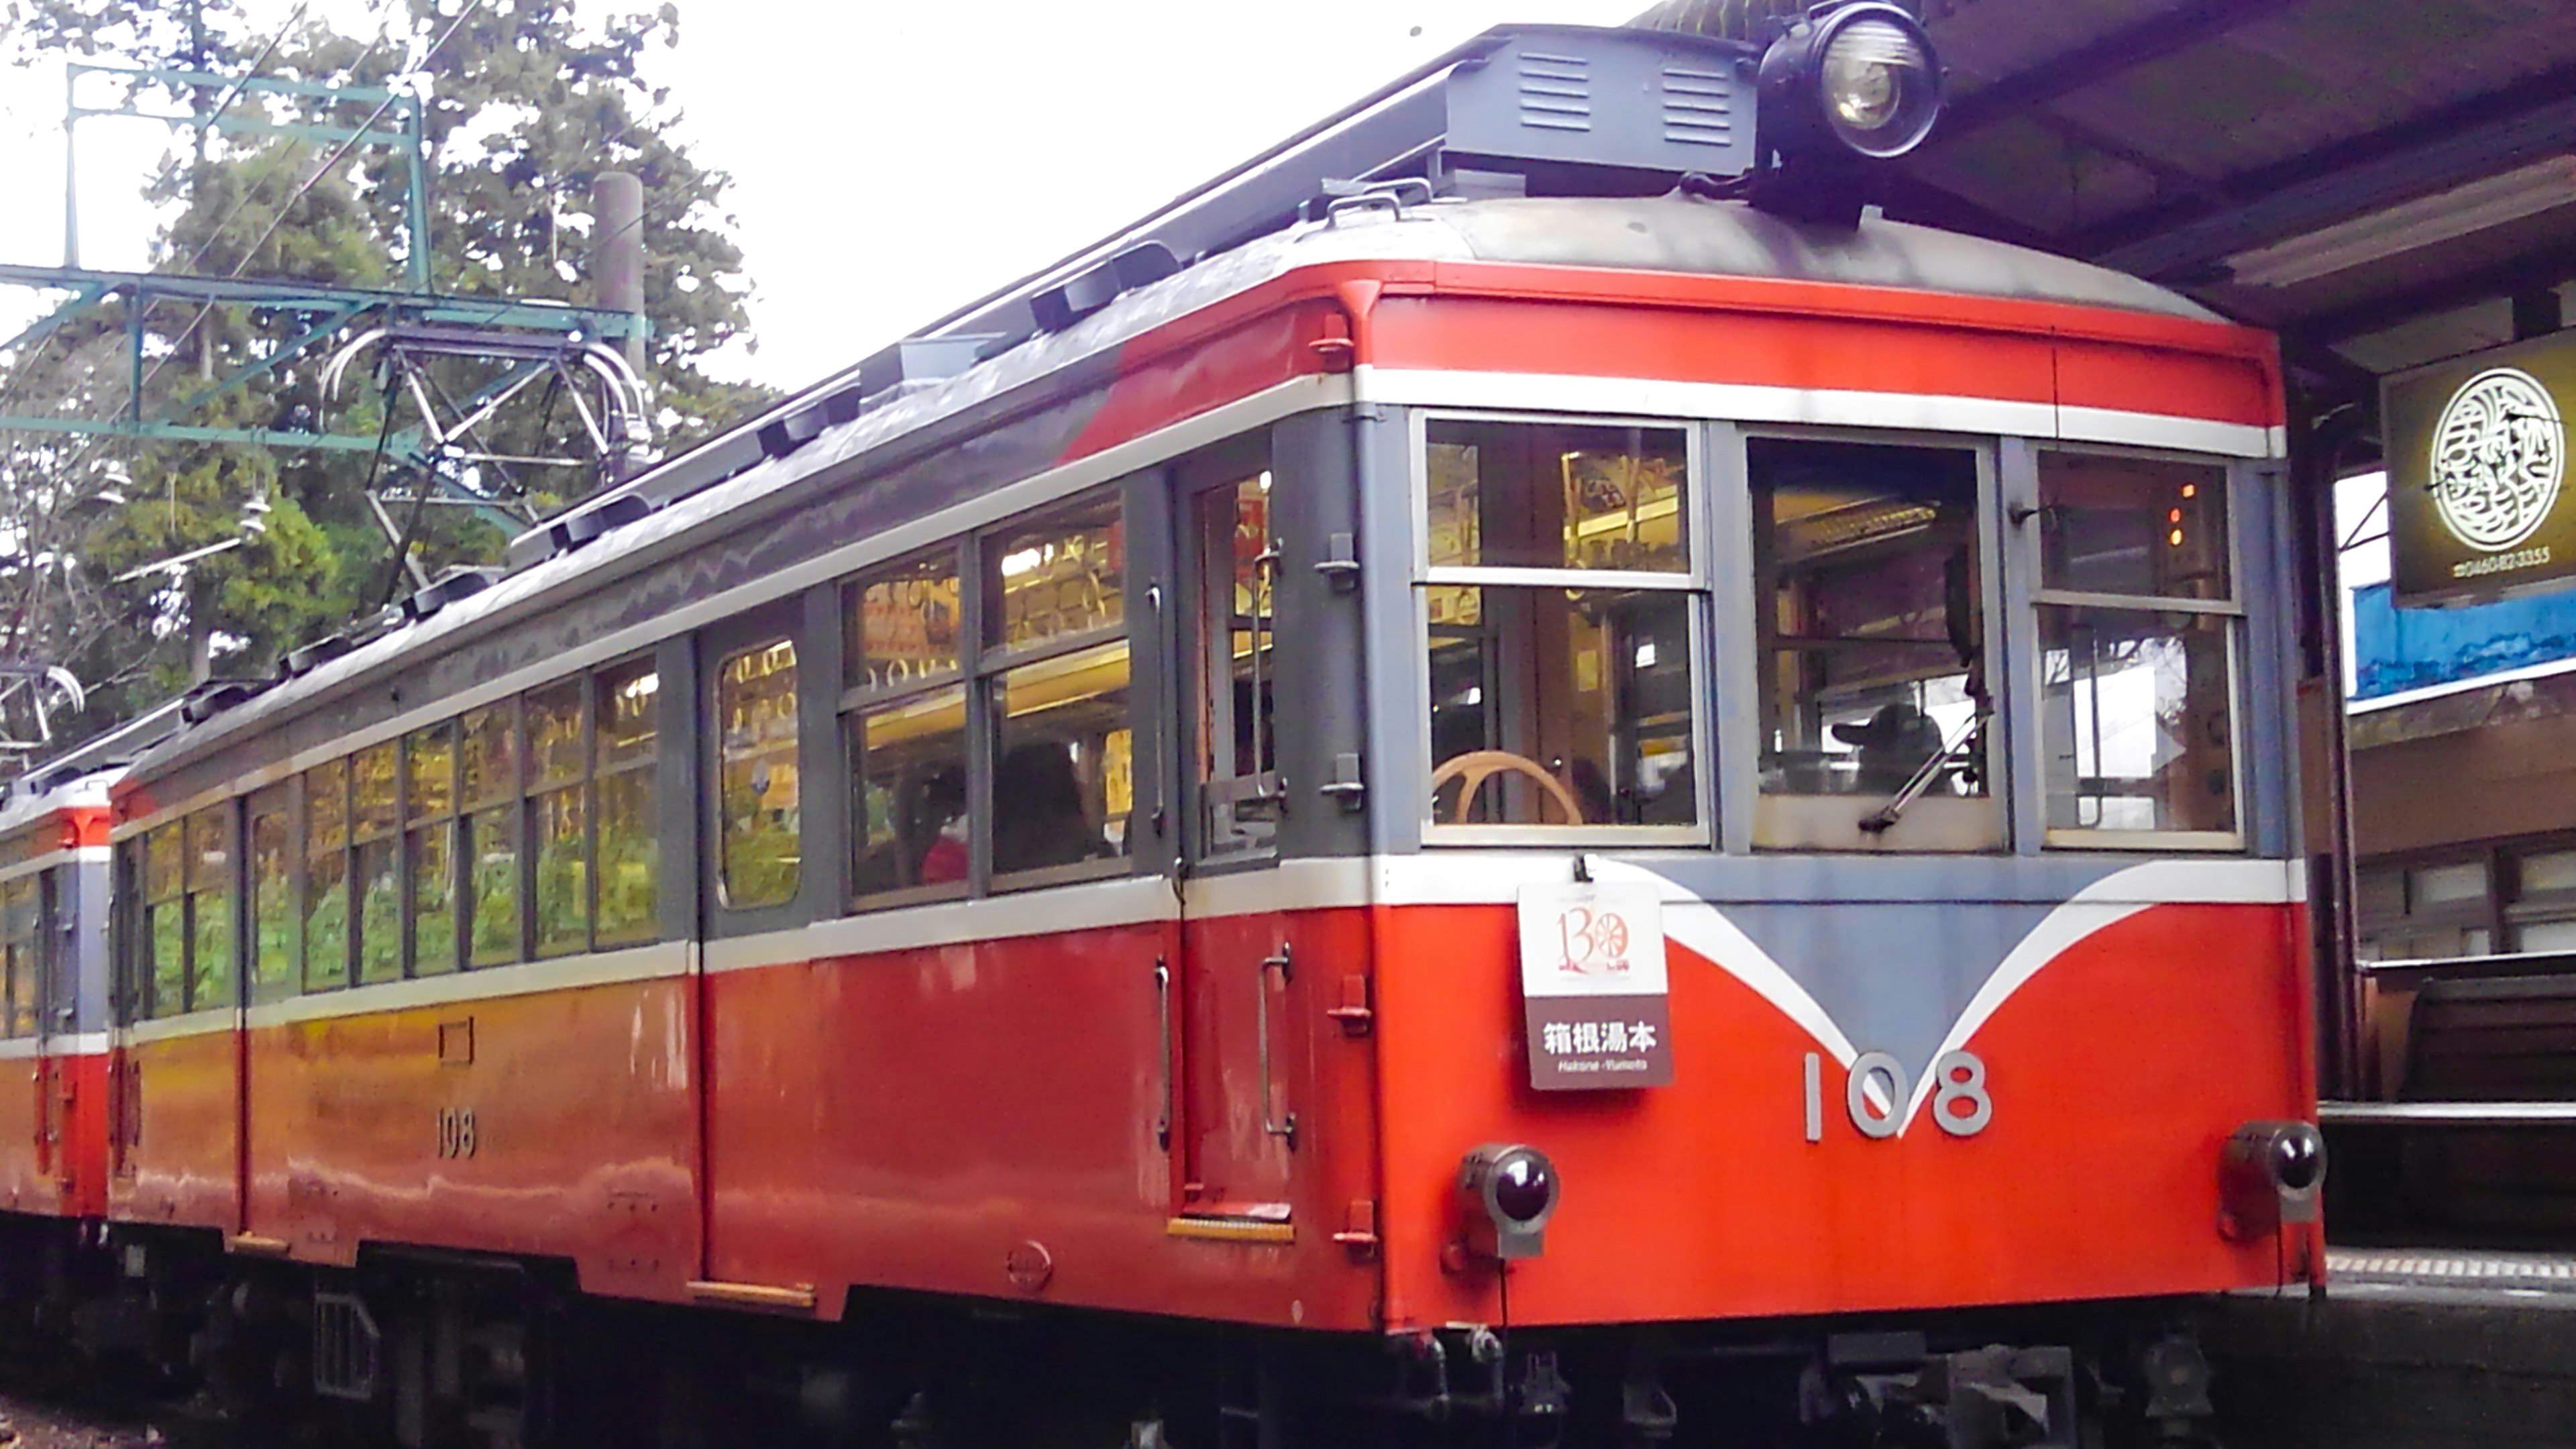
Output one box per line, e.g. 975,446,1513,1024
5,13,2330,1447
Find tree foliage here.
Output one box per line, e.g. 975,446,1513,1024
0,0,774,753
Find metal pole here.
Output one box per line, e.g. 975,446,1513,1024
590,170,646,377
63,68,80,269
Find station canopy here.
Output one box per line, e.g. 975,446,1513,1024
1639,0,2576,431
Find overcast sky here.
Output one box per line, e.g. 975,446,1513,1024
0,0,1646,392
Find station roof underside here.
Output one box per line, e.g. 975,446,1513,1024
1640,0,2576,436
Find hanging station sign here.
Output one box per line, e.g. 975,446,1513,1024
1516,882,1674,1091
2385,333,2576,607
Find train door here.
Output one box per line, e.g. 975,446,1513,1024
32,865,64,1195
1169,451,1301,1230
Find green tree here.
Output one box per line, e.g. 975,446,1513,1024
0,0,773,747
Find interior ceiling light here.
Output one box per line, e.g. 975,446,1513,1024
2224,156,2576,290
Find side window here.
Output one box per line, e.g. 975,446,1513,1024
407,722,460,977
352,743,399,984
986,493,1134,881
1421,418,1701,832
184,806,233,1011
1748,437,1990,850
304,759,350,991
248,789,296,1002
461,703,522,967
2033,452,2240,843
594,659,661,947
144,820,185,1016
844,550,969,905
2,875,36,1037
717,639,802,909
527,680,590,957
1191,469,1281,857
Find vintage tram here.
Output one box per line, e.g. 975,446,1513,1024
72,11,2326,1446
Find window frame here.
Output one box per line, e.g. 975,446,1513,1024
1409,408,1713,848
708,612,808,917
977,488,1139,892
1178,447,1288,865
1,871,39,1038
404,720,462,977
591,655,663,949
840,542,973,912
460,696,526,969
2028,443,2248,853
247,783,298,1004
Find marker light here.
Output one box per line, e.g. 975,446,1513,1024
2218,1120,2328,1240
1758,3,1946,166
1458,1144,1560,1260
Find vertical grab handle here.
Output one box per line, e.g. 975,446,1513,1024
1153,960,1173,1151
1257,945,1297,1148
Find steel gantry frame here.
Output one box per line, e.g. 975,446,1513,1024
0,62,647,495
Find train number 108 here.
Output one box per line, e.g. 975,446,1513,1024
436,1107,478,1159
1802,1051,1991,1141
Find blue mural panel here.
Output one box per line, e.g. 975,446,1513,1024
2353,580,2576,700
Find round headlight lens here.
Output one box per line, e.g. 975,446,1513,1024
1819,16,1938,158
1490,1152,1557,1224
2272,1129,2325,1193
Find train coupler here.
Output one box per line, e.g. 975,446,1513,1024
1805,1336,2078,1449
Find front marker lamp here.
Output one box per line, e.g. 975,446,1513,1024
1459,1144,1560,1260
1758,3,1945,165
2219,1120,2328,1240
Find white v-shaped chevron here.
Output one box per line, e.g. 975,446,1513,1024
1583,858,2298,1135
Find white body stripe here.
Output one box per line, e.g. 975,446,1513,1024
1370,369,2279,460
0,1033,112,1061
88,855,2303,1031
0,844,109,887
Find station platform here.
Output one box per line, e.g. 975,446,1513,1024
2208,1246,2576,1448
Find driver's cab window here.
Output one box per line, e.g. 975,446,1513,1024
1417,416,1704,837
1749,437,1999,851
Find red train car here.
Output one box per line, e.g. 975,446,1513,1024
81,15,2325,1447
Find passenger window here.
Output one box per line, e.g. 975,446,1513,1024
145,821,185,1015
1748,437,1994,850
993,497,1124,651
527,681,589,957
717,639,801,908
249,790,296,1002
352,743,398,984
2,877,36,1036
594,659,660,946
1420,419,1701,831
1192,472,1281,855
460,703,521,966
303,761,350,991
406,723,459,977
1427,419,1687,574
2035,453,2239,841
184,806,232,1010
987,494,1134,881
844,550,969,904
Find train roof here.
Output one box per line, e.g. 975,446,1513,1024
125,193,2234,786
0,767,118,840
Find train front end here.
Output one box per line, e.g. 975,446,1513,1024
1334,11,2317,1432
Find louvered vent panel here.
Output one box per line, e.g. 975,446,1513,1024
1660,61,1735,148
1516,50,1592,133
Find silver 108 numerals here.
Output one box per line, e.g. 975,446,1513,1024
1803,1051,1992,1140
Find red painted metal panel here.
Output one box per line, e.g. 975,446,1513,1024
700,912,1380,1328
240,981,700,1296
109,1030,239,1232
1371,900,2308,1331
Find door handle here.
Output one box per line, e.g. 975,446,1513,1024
1256,945,1297,1149
1153,960,1173,1152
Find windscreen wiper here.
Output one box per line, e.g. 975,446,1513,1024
1858,706,1990,835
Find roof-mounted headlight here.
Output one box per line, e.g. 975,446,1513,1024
1758,2,1945,166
